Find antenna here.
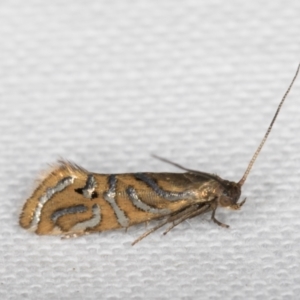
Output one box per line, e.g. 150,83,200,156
238,63,300,186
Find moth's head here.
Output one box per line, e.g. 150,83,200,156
218,181,245,209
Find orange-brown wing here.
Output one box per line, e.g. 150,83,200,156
20,161,220,236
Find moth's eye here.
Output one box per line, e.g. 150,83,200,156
220,196,232,207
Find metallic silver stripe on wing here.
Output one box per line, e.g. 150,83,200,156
103,175,129,227
134,173,194,201
75,174,97,199
126,186,171,215
30,176,75,230
71,204,101,232
51,205,88,222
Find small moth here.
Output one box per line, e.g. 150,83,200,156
20,64,300,245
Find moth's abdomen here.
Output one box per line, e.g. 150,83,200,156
20,162,199,236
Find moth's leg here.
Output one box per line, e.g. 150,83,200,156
163,204,211,235
132,205,199,246
162,205,201,235
211,202,229,228
167,204,200,223
131,218,171,246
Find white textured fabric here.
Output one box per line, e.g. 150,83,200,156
1,1,300,299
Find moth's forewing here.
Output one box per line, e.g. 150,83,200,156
20,162,223,236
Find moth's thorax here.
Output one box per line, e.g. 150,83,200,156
218,180,242,208
192,179,223,203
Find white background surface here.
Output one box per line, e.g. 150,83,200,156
0,1,300,299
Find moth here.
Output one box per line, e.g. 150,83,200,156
20,64,300,245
